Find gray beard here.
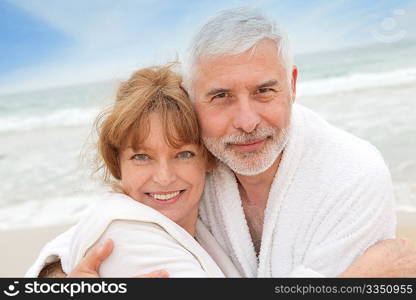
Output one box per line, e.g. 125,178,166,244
203,125,290,176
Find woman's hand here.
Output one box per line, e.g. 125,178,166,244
68,239,115,277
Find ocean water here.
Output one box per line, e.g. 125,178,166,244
1,39,415,229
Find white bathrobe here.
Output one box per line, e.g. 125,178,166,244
26,192,241,277
198,104,396,277
26,104,396,277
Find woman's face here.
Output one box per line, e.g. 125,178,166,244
119,113,207,233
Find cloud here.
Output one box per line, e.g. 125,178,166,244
1,0,256,93
262,0,412,54
1,0,191,93
1,0,415,94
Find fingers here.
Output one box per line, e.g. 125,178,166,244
95,239,115,264
134,270,169,278
87,239,114,271
70,239,114,277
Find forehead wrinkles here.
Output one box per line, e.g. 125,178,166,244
196,57,285,91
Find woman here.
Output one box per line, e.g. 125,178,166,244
26,64,240,277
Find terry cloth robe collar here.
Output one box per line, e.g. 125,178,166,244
200,105,304,277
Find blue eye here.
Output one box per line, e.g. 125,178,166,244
176,151,195,159
132,154,150,161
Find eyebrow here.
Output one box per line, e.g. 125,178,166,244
126,143,193,152
205,80,280,97
126,146,149,152
256,80,279,89
205,88,231,97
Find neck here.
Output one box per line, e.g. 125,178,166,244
235,153,282,204
177,207,199,238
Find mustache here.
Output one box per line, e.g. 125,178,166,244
221,127,277,145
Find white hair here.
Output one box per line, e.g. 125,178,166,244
183,7,293,98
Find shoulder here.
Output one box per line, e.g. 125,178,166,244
295,104,391,180
99,220,189,257
69,195,222,277
69,193,191,268
97,220,210,277
80,192,174,227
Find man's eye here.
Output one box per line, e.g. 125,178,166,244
176,151,195,159
212,92,228,100
257,87,271,93
132,154,150,161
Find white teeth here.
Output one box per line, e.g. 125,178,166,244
150,191,181,201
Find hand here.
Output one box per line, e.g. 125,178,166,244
68,239,169,278
68,239,114,277
340,238,416,277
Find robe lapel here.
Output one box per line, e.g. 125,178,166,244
257,105,305,276
211,163,258,277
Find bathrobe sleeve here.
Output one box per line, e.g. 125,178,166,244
25,220,212,278
24,225,77,277
25,191,223,278
95,220,209,277
288,161,396,277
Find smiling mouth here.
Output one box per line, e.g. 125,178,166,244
146,190,185,201
230,138,268,151
234,139,264,146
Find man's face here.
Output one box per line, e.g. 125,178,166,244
193,38,297,175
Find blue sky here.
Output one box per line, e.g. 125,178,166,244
0,0,415,93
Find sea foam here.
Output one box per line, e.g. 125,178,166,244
297,67,416,97
0,107,100,132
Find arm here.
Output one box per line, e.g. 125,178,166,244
40,237,416,278
38,239,169,278
289,163,397,277
25,225,77,277
32,198,205,277
340,238,416,277
93,220,211,277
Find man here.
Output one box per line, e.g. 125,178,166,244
32,7,416,277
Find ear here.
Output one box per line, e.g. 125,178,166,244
180,81,190,97
290,65,298,102
206,164,214,173
205,155,217,173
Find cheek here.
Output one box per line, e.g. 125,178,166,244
194,172,206,190
190,174,206,201
182,164,206,194
120,165,148,195
261,100,291,129
196,104,231,138
120,174,133,195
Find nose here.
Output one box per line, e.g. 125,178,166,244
233,97,261,133
152,161,177,186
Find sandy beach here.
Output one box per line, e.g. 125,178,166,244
0,223,73,277
396,211,416,241
1,212,415,277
